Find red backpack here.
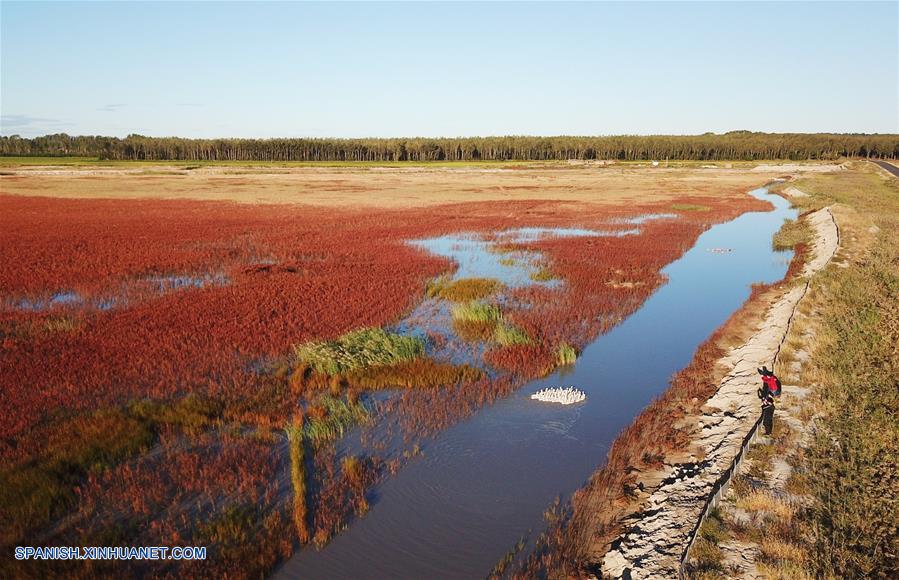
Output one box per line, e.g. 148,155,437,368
762,374,781,397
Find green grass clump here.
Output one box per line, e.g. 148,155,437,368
499,257,517,267
451,301,503,324
427,277,502,302
347,358,483,389
772,217,810,251
530,267,556,282
451,301,504,343
303,395,369,445
557,343,578,366
671,203,711,212
494,324,531,346
128,394,223,435
43,316,79,333
285,415,310,543
294,327,425,375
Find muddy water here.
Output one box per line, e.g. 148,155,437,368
277,189,796,579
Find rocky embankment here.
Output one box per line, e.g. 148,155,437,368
600,200,839,579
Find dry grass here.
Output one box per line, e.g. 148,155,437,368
773,163,899,578
684,509,729,578
735,491,796,522
745,443,775,480
759,539,807,567
0,165,785,208
757,560,813,580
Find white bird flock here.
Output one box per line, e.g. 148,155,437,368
530,386,586,405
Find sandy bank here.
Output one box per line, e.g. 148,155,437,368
600,205,839,578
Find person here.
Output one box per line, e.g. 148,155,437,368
756,366,781,435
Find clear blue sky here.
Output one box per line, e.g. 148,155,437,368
2,1,897,138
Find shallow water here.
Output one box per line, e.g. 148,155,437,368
617,212,678,225
14,291,82,311
409,226,630,288
278,189,796,579
6,272,228,312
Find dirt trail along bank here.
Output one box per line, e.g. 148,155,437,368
601,205,839,579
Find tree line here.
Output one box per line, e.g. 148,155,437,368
1,131,897,161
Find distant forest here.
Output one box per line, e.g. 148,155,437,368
1,132,897,161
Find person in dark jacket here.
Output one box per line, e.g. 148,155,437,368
756,366,780,435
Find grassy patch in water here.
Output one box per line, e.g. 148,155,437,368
557,343,578,365
427,277,502,302
494,323,531,346
450,301,503,324
530,267,557,282
303,394,369,445
671,203,711,212
285,415,310,543
344,358,483,389
450,301,531,347
294,327,425,375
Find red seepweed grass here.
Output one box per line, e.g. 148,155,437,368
0,188,768,575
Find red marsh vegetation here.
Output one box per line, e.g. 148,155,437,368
0,190,767,576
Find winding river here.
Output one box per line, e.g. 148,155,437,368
277,188,796,579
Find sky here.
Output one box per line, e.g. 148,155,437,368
1,1,897,138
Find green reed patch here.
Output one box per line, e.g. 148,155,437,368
294,327,425,375
427,276,503,302
346,358,483,389
494,323,531,346
557,343,578,366
451,301,502,324
128,393,223,435
671,203,711,212
530,267,556,282
285,415,310,543
303,394,369,445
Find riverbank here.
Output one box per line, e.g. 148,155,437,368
600,203,838,577
689,162,899,578
510,178,844,578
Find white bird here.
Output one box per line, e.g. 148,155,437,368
531,386,586,405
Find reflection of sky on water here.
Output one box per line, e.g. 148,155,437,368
615,212,678,225
410,226,629,289
6,273,229,312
